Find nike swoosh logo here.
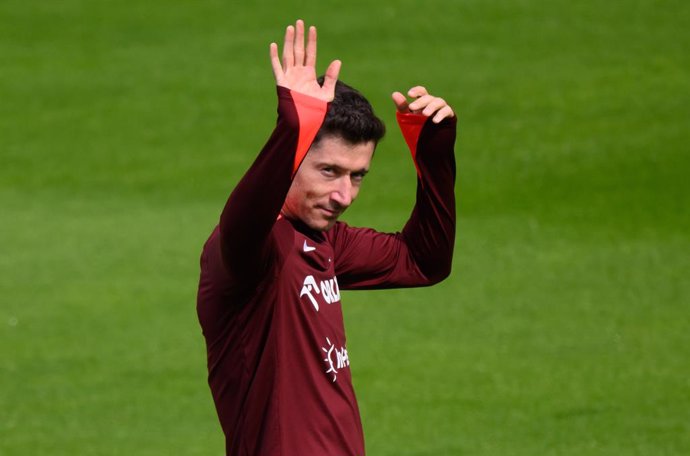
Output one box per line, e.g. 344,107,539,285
303,240,316,252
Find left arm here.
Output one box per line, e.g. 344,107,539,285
329,87,457,289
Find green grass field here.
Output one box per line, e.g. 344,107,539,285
1,0,688,454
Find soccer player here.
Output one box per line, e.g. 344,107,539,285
197,20,457,456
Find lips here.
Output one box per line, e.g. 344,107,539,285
317,205,339,218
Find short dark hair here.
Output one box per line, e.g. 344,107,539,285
314,77,386,146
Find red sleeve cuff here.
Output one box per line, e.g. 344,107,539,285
289,90,329,175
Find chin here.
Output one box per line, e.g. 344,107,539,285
314,221,334,232
307,217,335,232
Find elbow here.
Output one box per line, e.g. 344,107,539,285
423,259,453,286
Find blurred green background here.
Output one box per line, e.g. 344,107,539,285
1,0,688,454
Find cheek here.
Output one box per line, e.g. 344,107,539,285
306,187,327,201
284,182,307,213
289,169,332,209
288,184,321,215
301,180,330,202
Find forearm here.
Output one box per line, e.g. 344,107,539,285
400,113,457,283
219,87,327,280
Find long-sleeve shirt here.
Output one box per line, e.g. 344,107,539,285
197,86,456,456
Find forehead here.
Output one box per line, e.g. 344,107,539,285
306,136,375,169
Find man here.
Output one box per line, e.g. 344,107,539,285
197,20,457,456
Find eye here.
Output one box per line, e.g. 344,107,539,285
321,167,336,178
351,172,366,184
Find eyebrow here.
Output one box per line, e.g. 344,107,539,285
318,163,369,175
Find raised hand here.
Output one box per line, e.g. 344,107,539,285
270,20,341,102
392,86,455,124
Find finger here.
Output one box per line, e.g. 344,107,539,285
294,19,305,66
432,106,455,123
407,86,428,98
269,42,285,84
282,25,295,68
391,91,409,112
305,26,317,68
421,97,447,117
321,59,342,96
408,94,434,112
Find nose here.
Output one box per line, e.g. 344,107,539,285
330,176,354,208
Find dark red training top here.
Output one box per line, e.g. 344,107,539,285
197,87,456,456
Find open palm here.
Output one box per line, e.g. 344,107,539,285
270,20,341,102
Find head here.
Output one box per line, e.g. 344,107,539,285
282,79,385,231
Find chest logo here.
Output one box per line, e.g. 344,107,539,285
299,275,341,311
303,240,316,252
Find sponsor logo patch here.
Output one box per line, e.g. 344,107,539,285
299,275,341,311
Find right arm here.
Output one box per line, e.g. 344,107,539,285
218,20,341,285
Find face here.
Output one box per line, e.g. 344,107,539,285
282,135,375,231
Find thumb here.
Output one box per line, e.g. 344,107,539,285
391,91,409,112
321,59,342,99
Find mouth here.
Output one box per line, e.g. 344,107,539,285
317,205,340,219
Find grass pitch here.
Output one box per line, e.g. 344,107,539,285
1,0,688,454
